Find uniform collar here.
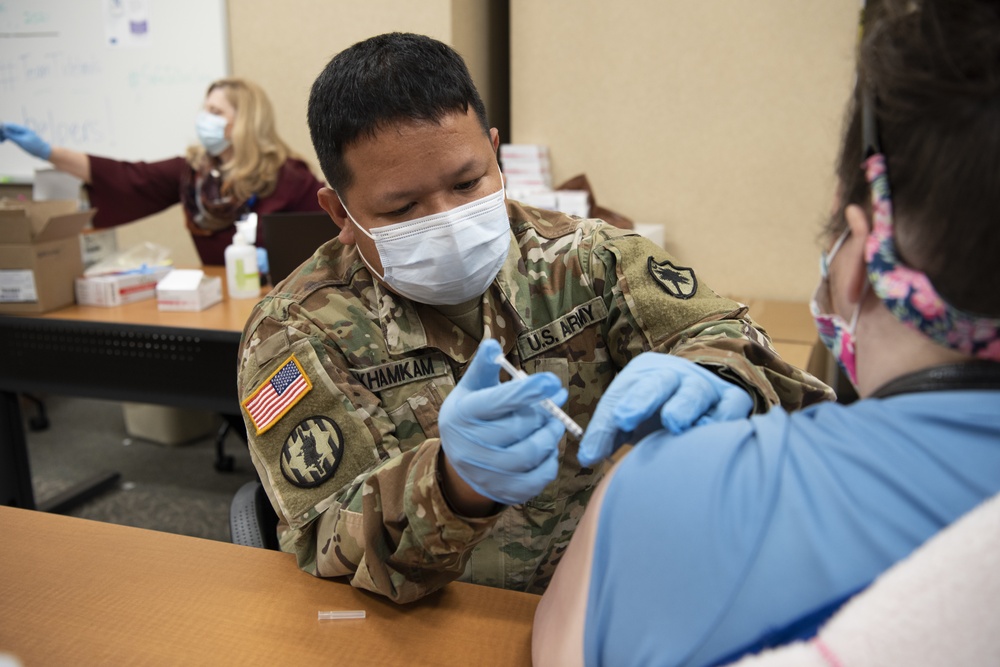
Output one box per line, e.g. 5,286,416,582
377,233,525,365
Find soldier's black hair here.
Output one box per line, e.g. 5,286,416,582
829,0,1000,316
307,32,489,195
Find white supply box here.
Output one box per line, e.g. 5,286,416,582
156,269,223,311
75,266,172,307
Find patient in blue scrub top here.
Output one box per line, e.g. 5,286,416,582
532,1,1000,665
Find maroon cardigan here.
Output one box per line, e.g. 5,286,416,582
86,155,326,265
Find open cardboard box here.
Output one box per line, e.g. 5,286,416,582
0,199,94,314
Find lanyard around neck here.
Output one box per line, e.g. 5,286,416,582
871,362,1000,399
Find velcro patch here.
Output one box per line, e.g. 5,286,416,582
516,297,608,360
242,355,313,434
614,236,739,346
350,354,447,392
648,257,698,299
280,416,344,488
248,340,380,530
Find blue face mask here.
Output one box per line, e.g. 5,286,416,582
195,111,230,156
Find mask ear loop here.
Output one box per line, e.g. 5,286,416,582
336,194,387,281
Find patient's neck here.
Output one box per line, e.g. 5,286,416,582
855,299,972,399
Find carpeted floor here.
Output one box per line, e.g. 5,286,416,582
25,395,258,542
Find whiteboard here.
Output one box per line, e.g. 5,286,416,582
0,0,229,182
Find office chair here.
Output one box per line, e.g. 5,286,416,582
22,393,50,431
214,413,247,472
229,480,280,550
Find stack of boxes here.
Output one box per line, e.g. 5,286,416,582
499,144,590,218
499,144,553,195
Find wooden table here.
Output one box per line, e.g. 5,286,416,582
35,266,259,331
0,506,539,666
0,267,262,510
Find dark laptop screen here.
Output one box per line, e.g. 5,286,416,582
259,212,336,285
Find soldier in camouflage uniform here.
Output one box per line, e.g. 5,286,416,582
236,32,833,604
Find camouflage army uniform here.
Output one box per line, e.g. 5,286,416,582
237,200,833,603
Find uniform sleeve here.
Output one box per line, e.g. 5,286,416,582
86,155,188,227
237,305,500,604
586,228,835,412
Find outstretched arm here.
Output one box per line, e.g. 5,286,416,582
0,123,91,183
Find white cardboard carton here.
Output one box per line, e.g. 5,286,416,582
74,266,172,307
156,269,223,311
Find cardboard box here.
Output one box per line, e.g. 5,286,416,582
122,402,218,447
499,144,550,161
156,269,223,311
75,266,172,307
0,199,94,314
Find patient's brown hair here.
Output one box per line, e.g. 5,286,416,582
830,0,1000,316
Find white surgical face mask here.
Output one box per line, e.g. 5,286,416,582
340,174,510,306
195,111,230,157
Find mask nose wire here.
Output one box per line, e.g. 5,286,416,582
335,158,505,278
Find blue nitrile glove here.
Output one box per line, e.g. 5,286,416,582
439,338,567,506
0,123,52,160
578,352,753,466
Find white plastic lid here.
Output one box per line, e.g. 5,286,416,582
234,218,255,245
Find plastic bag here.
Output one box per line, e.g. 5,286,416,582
83,241,173,277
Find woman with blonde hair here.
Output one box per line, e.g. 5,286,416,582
0,78,325,265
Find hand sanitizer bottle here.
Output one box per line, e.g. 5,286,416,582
225,216,260,299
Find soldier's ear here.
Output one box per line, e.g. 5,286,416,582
318,187,355,245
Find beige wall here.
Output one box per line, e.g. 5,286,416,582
510,1,858,301
8,1,859,302
108,0,506,267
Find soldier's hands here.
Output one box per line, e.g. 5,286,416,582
0,123,52,160
440,339,566,506
578,352,753,466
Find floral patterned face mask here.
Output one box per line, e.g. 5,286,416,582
863,153,1000,361
810,229,864,387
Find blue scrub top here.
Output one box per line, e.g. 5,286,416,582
584,390,1000,667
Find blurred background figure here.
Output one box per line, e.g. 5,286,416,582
0,78,325,265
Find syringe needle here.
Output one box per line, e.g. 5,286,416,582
494,353,585,440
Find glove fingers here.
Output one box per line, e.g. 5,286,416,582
700,387,753,423
460,372,562,421
613,374,682,431
458,339,504,391
576,380,623,466
461,412,561,472
660,374,716,434
577,357,673,466
467,441,560,506
577,421,617,467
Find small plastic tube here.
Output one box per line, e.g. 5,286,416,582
318,610,366,620
494,353,585,440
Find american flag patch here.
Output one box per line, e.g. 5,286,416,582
242,355,312,435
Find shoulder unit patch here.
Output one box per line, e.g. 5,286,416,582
280,416,344,488
648,257,698,299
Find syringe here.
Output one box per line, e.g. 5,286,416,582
494,353,585,440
